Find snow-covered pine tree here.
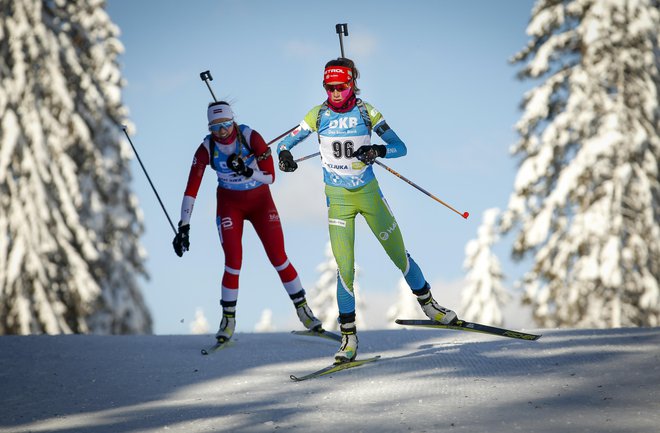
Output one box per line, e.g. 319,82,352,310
190,308,209,335
386,277,425,328
254,309,275,333
308,242,365,330
462,208,509,326
501,0,660,327
0,0,151,334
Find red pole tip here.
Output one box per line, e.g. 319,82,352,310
463,212,469,219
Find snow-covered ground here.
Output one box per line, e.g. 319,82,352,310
1,327,658,433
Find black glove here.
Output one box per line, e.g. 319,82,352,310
173,222,190,257
278,149,298,172
227,153,254,178
354,144,386,165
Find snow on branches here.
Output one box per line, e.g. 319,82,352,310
0,0,151,334
502,0,660,328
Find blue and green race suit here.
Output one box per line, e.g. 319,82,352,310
278,101,428,320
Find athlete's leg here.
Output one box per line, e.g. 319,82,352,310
215,189,246,340
325,184,358,324
248,187,303,296
360,181,457,324
326,184,360,362
358,181,427,290
216,190,245,307
248,187,322,330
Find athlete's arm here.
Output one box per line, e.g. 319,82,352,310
248,130,275,184
367,103,407,159
374,121,407,159
276,106,319,154
180,143,209,224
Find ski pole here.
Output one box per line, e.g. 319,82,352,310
292,151,469,219
336,23,348,58
200,70,218,102
199,69,296,152
121,126,178,234
373,160,469,219
267,126,297,146
294,151,321,163
292,23,351,163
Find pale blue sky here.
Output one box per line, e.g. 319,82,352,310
106,0,536,334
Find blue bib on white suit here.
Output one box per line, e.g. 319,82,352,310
204,125,263,191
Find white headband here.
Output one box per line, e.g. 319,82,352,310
207,104,234,124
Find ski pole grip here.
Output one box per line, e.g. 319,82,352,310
200,70,218,102
335,23,348,36
200,70,213,82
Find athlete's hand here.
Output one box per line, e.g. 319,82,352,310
354,144,386,165
227,153,254,178
278,149,298,172
173,222,190,257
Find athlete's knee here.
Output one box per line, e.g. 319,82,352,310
222,265,241,290
267,249,289,267
274,257,298,282
336,267,355,289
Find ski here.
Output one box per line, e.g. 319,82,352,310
290,355,381,382
395,319,541,341
201,339,235,355
291,329,342,342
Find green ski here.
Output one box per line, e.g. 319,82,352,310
291,329,342,342
290,356,381,382
395,319,541,341
201,339,235,355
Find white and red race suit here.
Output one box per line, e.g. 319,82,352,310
179,124,304,304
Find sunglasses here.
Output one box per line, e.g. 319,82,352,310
208,120,234,132
323,83,351,92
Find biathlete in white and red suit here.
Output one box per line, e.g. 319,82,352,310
172,101,323,343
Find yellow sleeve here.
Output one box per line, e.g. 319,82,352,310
302,105,324,132
363,102,384,127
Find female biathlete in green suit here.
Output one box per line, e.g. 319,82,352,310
277,58,458,363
